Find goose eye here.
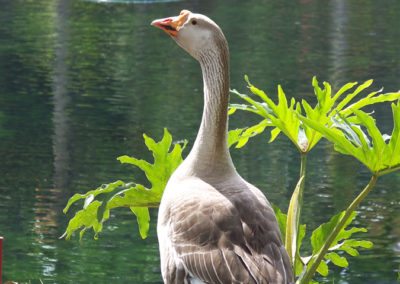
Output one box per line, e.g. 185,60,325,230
191,20,197,25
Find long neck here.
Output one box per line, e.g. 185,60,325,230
185,43,234,174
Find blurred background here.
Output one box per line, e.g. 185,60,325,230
0,0,399,283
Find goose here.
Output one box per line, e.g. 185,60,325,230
151,10,293,284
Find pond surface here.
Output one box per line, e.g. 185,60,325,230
0,0,399,283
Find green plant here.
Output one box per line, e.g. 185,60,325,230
229,77,400,282
63,78,400,283
297,102,400,283
62,128,187,240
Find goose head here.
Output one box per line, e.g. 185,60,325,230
151,10,227,61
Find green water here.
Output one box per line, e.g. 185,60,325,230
0,0,399,283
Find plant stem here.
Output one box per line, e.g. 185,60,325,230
377,165,400,176
297,153,307,230
285,153,307,266
299,174,378,284
300,153,307,180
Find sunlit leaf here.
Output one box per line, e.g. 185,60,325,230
286,176,305,265
316,260,329,276
301,101,400,175
269,127,281,143
130,207,150,239
335,80,373,112
63,180,125,214
228,128,245,148
273,205,306,277
62,201,107,240
325,252,348,268
230,77,400,154
304,210,372,278
311,211,347,254
273,205,287,238
63,129,187,240
388,102,400,166
295,223,307,277
340,92,400,117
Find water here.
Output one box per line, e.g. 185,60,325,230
0,0,399,283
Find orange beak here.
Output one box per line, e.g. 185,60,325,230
151,10,190,37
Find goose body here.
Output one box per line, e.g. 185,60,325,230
152,11,293,284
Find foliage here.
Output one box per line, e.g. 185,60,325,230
273,206,306,277
62,128,187,240
63,77,400,283
300,101,400,175
307,211,373,277
273,207,372,278
229,76,400,153
229,77,400,283
296,101,400,283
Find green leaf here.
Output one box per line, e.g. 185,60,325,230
231,77,400,155
335,79,373,112
230,89,270,117
301,100,400,175
238,120,270,148
310,211,368,255
316,260,329,276
228,120,271,149
269,127,281,143
304,210,373,279
285,176,305,265
62,201,106,240
228,103,261,115
338,239,373,257
353,110,385,154
325,252,348,268
63,181,125,214
117,128,187,196
388,102,400,166
332,81,358,102
340,92,400,117
311,211,346,254
228,128,245,148
273,206,287,239
63,129,187,240
340,245,359,257
273,205,306,277
295,224,307,277
130,207,150,239
300,114,363,158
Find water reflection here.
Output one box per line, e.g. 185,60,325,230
87,0,182,3
0,0,399,283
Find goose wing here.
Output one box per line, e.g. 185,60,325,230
159,178,293,284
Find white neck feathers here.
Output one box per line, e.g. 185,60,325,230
184,38,235,176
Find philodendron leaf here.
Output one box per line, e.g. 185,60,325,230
272,205,306,277
228,128,245,148
63,128,187,240
316,260,329,277
228,120,271,148
63,180,125,214
118,128,187,196
286,176,305,266
273,205,287,238
306,210,372,277
325,252,348,268
388,101,400,167
62,201,108,240
130,207,150,239
301,102,400,175
230,76,400,153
